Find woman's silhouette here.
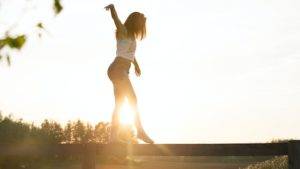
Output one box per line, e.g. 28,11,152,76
105,4,154,144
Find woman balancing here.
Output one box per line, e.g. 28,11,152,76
105,4,154,144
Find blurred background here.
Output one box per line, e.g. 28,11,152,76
0,0,299,144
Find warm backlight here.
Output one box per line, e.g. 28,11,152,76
119,101,135,125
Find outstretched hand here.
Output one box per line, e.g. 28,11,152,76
135,66,141,77
104,4,114,11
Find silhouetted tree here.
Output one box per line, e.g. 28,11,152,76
63,120,73,143
0,116,31,143
0,113,116,169
94,122,110,144
40,119,64,143
73,120,86,143
0,113,136,144
84,123,94,143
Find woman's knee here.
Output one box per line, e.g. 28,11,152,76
128,95,138,106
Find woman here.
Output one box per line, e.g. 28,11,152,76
105,4,154,144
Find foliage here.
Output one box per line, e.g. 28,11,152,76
0,113,107,168
0,0,64,66
270,139,291,143
0,112,137,144
94,122,110,144
0,35,26,50
0,116,32,144
40,119,65,143
243,156,288,169
0,35,26,66
0,112,139,168
53,0,63,15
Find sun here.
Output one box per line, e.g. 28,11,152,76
119,101,135,125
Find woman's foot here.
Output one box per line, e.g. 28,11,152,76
137,129,154,144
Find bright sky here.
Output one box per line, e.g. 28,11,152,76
0,0,300,143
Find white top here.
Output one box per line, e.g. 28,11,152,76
116,38,136,62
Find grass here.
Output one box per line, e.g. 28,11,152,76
242,156,288,169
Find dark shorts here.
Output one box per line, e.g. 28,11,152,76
107,57,131,82
107,57,136,101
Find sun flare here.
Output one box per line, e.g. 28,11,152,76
119,101,135,125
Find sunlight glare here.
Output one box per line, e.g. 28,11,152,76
120,101,135,125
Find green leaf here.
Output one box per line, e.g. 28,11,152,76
36,22,44,29
53,0,63,15
6,55,11,66
0,39,5,49
14,35,26,49
7,35,27,50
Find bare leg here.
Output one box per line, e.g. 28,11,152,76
124,78,154,144
110,81,126,143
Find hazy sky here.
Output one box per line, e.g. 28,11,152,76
0,0,299,143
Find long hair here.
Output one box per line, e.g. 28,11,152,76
116,12,146,40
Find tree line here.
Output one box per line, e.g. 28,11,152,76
0,112,137,144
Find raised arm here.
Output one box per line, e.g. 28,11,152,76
105,4,126,32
